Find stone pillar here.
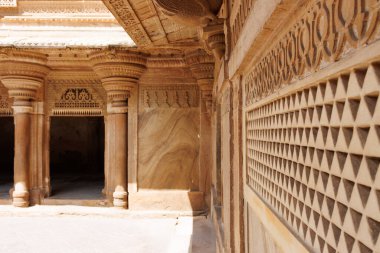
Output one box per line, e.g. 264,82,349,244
11,100,33,207
186,49,215,207
90,49,147,208
0,49,49,207
103,80,130,208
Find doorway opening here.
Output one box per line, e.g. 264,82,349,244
0,117,14,200
49,117,105,200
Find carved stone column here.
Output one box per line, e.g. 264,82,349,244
0,49,49,207
186,49,214,207
90,49,147,208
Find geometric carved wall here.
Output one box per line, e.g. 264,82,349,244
246,63,380,252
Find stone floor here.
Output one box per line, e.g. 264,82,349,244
49,176,104,200
0,205,216,253
0,180,11,199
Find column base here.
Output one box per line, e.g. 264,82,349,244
113,191,128,209
12,190,30,208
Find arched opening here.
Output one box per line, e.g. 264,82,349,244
49,116,105,201
0,116,14,200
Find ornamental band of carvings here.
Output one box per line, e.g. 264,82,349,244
141,86,199,108
0,0,16,7
245,0,380,106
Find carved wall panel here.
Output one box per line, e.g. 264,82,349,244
47,78,106,116
138,84,200,190
245,0,380,106
140,85,199,109
0,84,12,116
246,63,380,252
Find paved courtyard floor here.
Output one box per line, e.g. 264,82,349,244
0,205,215,253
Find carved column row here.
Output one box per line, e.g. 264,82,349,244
0,49,148,209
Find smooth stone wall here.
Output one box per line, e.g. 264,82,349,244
138,108,200,190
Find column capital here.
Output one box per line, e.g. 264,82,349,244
0,49,49,112
185,49,215,114
90,49,148,112
185,49,215,90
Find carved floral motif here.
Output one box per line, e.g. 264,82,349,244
245,0,380,106
48,79,106,116
55,88,99,109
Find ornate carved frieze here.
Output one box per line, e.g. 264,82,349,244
19,1,110,15
0,0,16,7
147,57,187,68
140,85,199,109
245,0,380,106
47,78,106,116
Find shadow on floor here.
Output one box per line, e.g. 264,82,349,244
49,175,104,200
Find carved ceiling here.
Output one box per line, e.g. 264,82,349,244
101,0,204,48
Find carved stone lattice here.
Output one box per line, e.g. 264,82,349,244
48,79,106,116
140,85,199,109
245,0,380,106
246,63,380,253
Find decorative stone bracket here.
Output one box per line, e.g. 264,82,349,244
202,20,225,60
152,0,225,59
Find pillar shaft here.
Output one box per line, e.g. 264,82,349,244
111,112,128,208
12,106,32,207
